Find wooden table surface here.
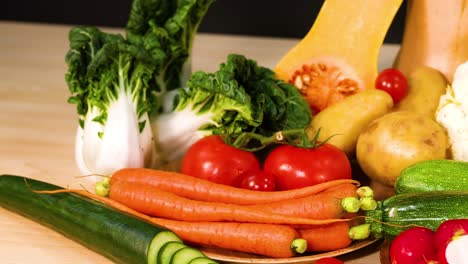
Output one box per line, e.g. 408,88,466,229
0,21,398,263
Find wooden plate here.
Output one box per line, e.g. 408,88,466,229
379,239,391,264
198,238,380,264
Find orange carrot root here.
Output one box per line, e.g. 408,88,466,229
248,183,358,219
299,222,353,252
110,168,360,205
107,180,350,226
151,218,305,258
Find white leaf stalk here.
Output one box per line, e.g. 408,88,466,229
75,82,158,181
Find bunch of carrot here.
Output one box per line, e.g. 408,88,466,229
100,168,369,258
57,168,369,258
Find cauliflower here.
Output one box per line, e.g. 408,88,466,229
436,61,468,161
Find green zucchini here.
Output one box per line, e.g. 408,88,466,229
395,159,468,194
365,190,468,239
0,175,214,264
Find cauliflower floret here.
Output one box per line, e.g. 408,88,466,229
436,62,468,161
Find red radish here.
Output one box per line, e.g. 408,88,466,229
390,227,438,264
434,219,468,264
444,234,468,264
434,219,468,250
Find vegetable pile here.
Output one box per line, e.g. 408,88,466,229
5,0,468,262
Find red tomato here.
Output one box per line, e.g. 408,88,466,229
375,68,408,104
263,143,352,190
181,135,261,186
315,257,344,264
238,169,276,191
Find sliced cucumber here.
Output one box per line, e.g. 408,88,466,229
158,241,187,264
171,247,206,264
148,231,182,264
188,256,219,264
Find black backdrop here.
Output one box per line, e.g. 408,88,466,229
1,0,407,43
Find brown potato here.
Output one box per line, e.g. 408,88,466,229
393,66,448,119
307,89,394,157
356,111,448,187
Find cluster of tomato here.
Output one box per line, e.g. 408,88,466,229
181,135,352,191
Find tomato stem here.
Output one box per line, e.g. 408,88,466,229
224,127,332,151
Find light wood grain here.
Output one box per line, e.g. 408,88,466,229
0,21,397,263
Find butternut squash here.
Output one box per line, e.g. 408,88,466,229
274,0,403,113
394,0,468,83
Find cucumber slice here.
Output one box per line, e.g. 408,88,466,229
188,256,219,264
147,231,182,264
158,241,187,264
170,247,206,264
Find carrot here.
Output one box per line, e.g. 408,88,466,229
108,180,350,226
150,218,307,258
248,183,358,220
109,168,360,205
298,222,353,252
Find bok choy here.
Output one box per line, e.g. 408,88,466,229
152,54,312,163
66,0,213,177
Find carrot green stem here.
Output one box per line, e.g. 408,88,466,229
348,224,371,240
291,238,308,254
356,186,374,198
95,178,111,197
341,197,361,213
360,197,377,211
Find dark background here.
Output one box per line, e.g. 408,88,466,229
1,0,407,43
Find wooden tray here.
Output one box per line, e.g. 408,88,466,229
379,239,391,264
199,238,380,264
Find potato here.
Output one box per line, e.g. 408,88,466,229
356,111,448,187
307,89,394,157
394,66,448,118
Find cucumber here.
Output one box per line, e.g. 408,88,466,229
0,175,210,264
149,233,182,264
365,190,468,239
171,247,206,264
158,241,187,264
395,159,468,194
188,257,219,264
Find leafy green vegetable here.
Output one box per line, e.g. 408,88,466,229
126,0,214,104
65,0,214,176
152,54,312,162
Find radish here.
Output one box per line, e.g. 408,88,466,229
444,234,468,264
390,226,438,264
434,219,468,264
